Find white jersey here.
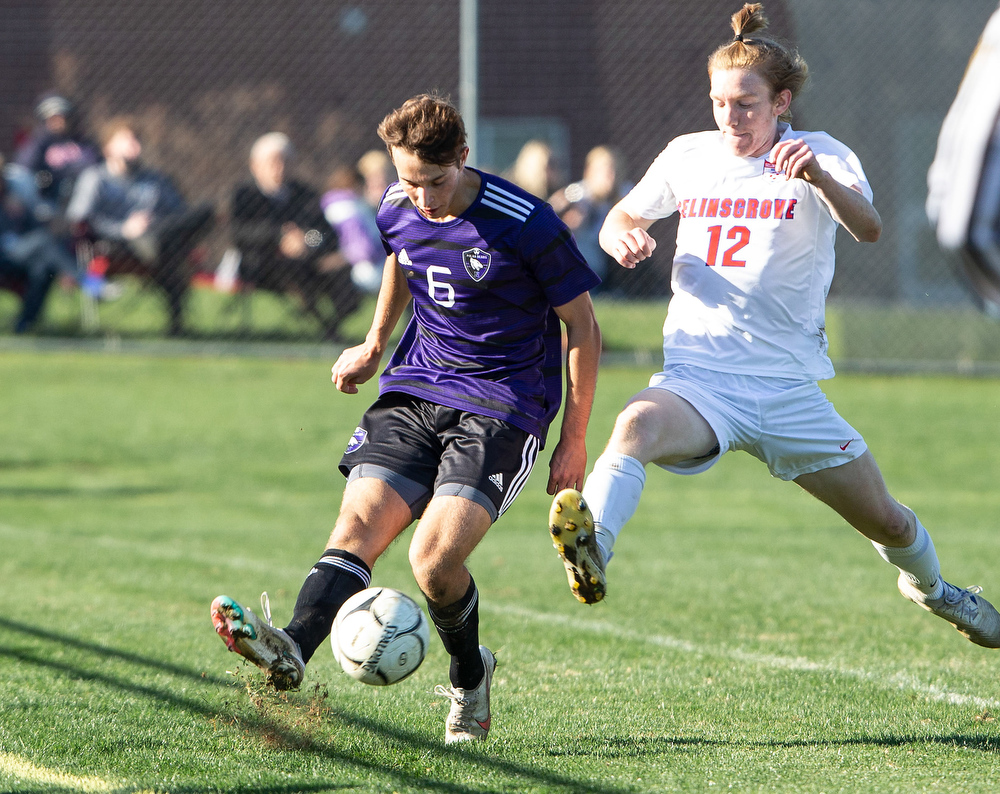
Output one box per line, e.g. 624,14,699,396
927,3,1000,304
620,123,873,380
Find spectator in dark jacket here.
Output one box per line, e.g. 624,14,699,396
231,133,360,339
66,117,213,336
14,94,100,217
0,157,79,332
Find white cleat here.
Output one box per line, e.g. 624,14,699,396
211,592,306,689
548,488,606,604
897,574,1000,649
435,646,497,744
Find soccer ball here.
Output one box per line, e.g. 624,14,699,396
332,587,430,686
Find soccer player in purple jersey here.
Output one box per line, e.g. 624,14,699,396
212,94,602,743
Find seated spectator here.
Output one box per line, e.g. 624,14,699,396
505,139,564,200
66,117,214,336
356,149,395,211
0,157,80,333
320,164,383,293
14,93,100,219
231,133,360,339
549,145,631,289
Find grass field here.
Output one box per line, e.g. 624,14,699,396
5,280,1000,372
3,350,1000,792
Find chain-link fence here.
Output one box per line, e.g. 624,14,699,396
1,0,998,368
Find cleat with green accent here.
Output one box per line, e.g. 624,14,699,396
548,488,606,604
897,574,1000,649
211,593,305,689
435,646,497,744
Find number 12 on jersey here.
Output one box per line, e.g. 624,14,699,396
706,225,750,267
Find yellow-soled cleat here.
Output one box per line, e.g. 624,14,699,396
548,489,606,604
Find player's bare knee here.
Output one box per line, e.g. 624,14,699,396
407,543,436,589
410,559,448,603
417,577,451,606
409,544,463,603
616,400,651,432
610,402,661,459
868,502,915,547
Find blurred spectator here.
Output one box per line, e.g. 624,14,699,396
504,139,563,199
231,132,360,339
321,164,383,293
14,93,100,218
927,2,1000,311
356,149,395,211
0,156,81,333
549,146,631,289
66,117,214,336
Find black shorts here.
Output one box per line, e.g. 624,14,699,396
338,392,540,523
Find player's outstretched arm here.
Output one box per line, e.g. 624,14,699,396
599,205,657,269
331,254,411,394
770,138,882,243
547,292,601,494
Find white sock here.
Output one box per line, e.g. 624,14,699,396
581,452,646,562
872,517,943,599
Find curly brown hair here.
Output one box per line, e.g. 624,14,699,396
377,93,467,167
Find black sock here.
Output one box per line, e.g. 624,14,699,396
284,549,371,663
427,577,484,690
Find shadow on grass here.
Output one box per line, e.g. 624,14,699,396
0,616,229,686
543,732,1000,756
0,617,631,794
8,617,997,792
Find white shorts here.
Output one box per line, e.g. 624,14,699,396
646,363,868,481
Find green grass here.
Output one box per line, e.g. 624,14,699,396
0,278,384,343
593,299,1000,370
2,351,1000,792
7,281,1000,370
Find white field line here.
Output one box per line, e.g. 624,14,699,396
3,521,998,711
0,752,160,794
0,750,114,792
484,603,1000,711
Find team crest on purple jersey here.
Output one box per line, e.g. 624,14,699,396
462,247,492,281
345,427,367,453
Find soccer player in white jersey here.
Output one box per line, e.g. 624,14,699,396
927,2,1000,306
548,2,1000,650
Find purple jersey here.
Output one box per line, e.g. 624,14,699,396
376,169,600,441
